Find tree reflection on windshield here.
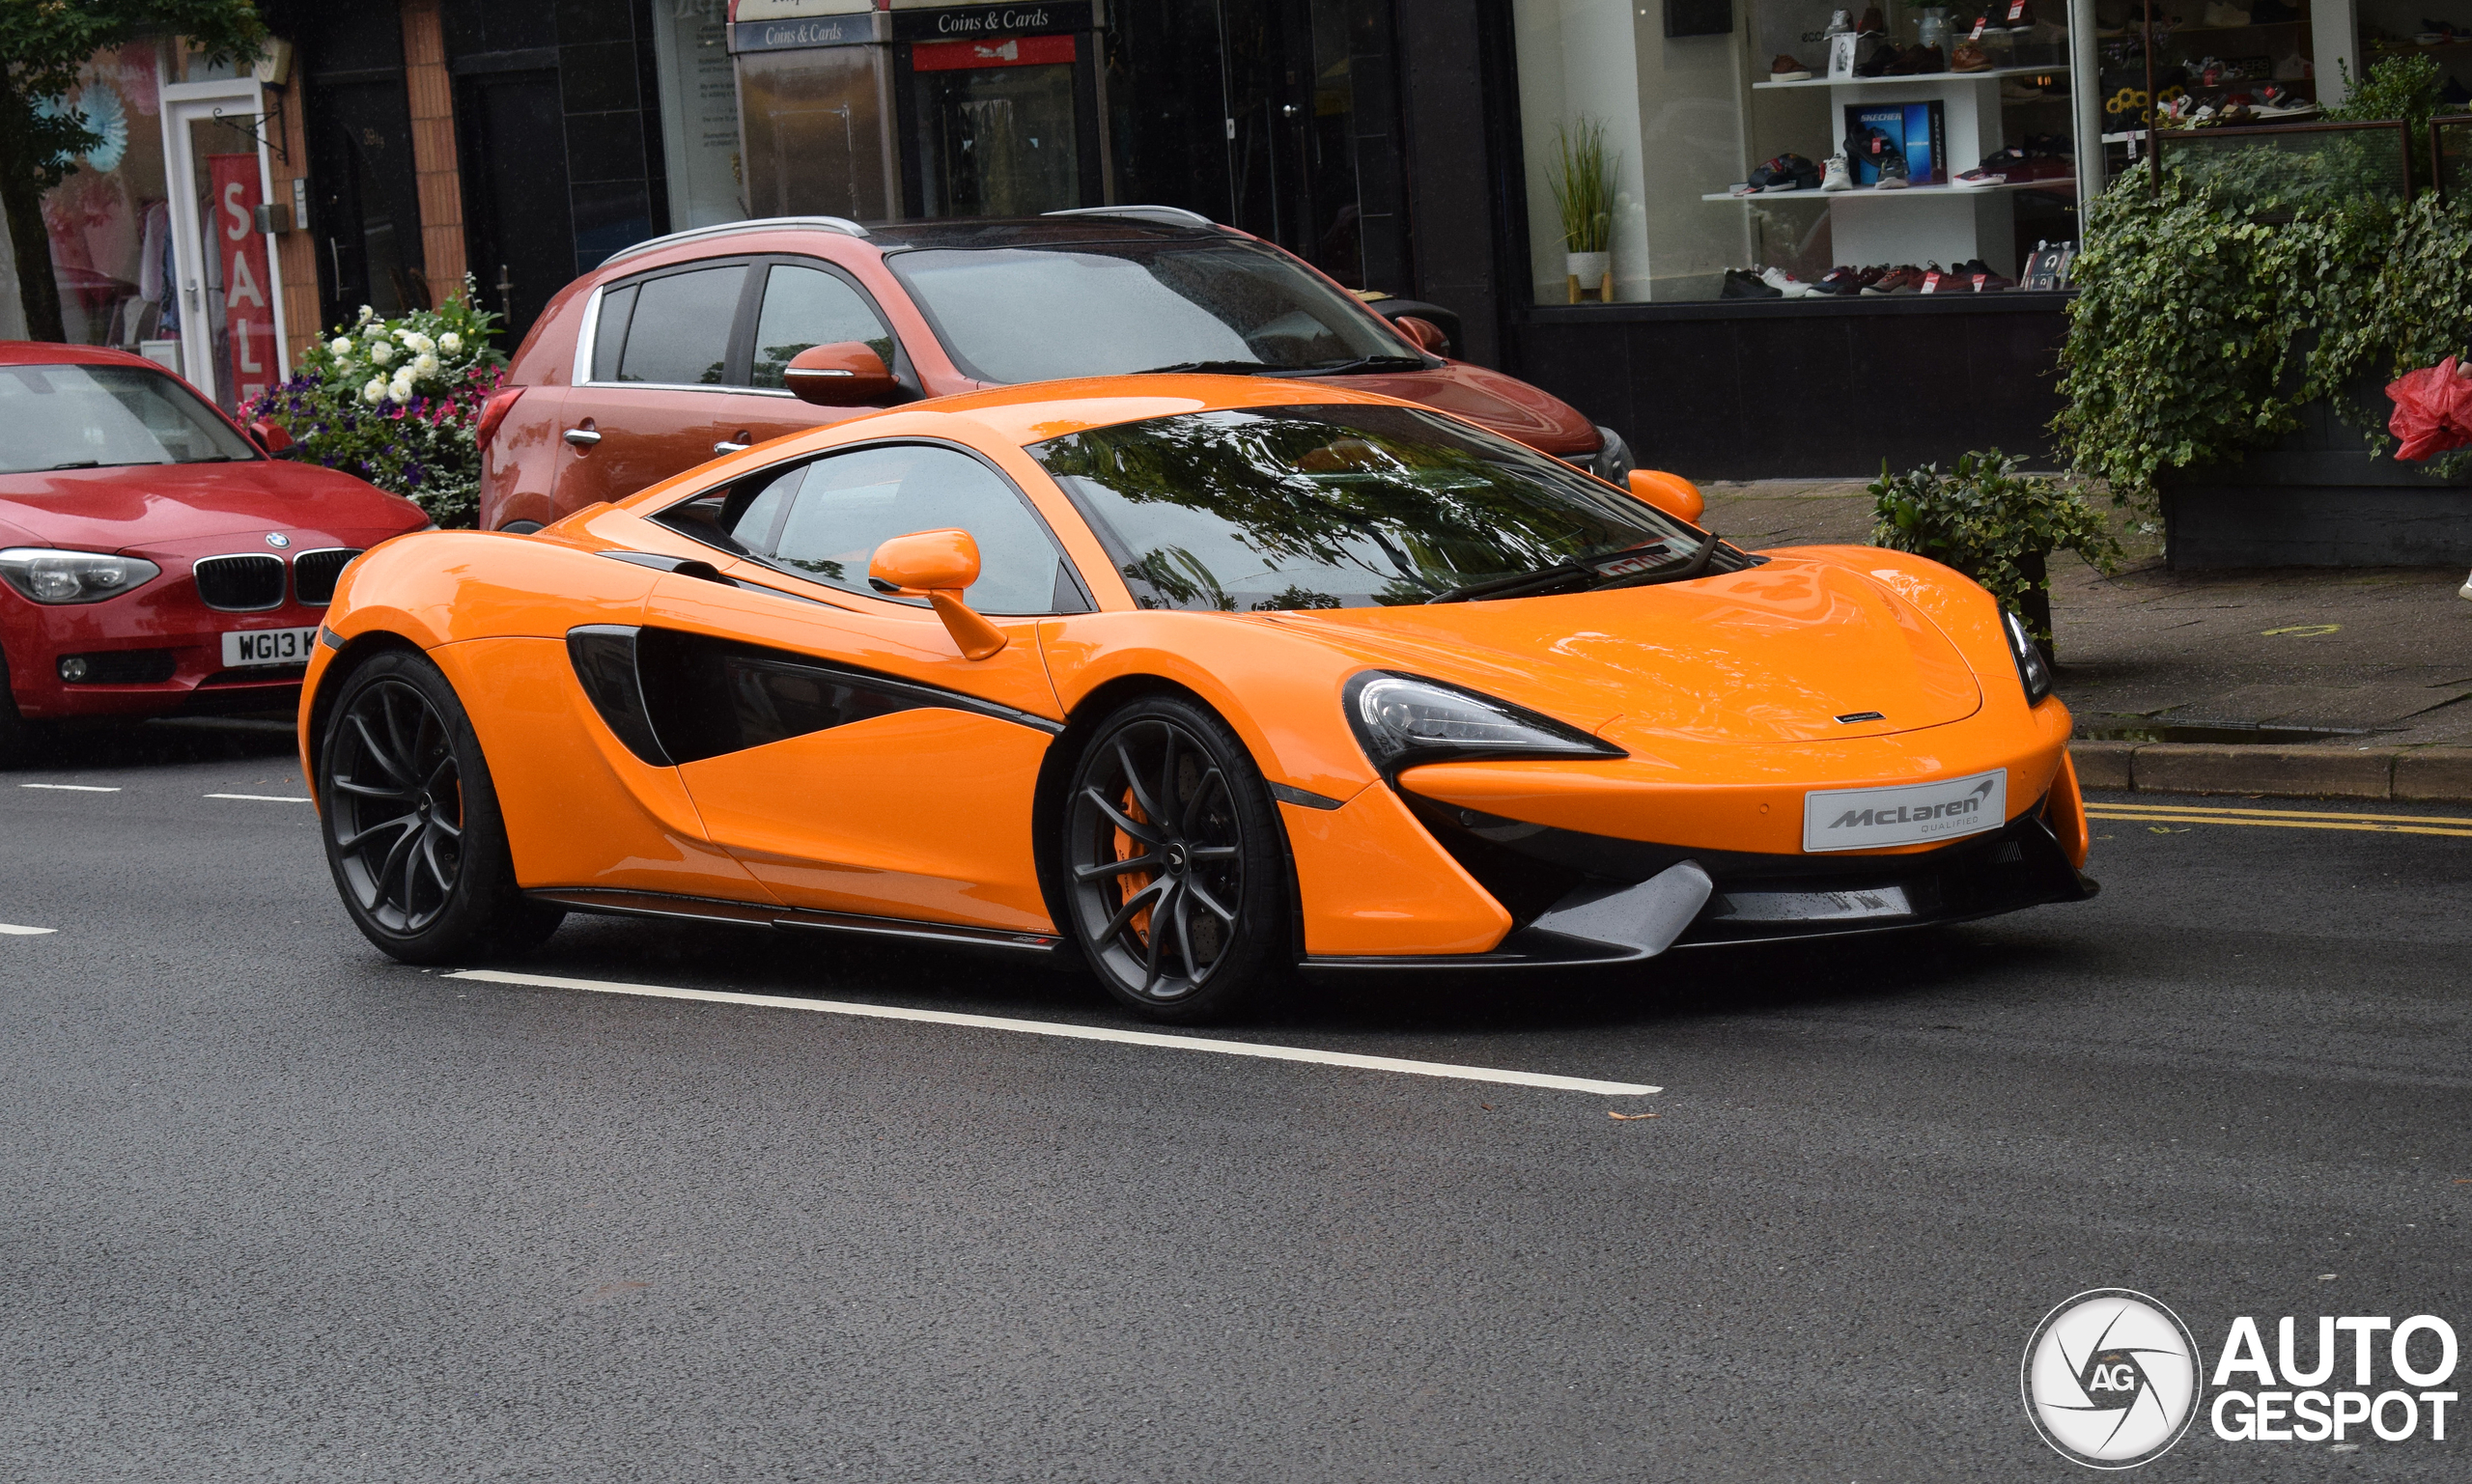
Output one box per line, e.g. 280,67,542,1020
1031,405,1716,611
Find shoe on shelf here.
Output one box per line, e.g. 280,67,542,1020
1758,266,1820,297
1859,4,1887,33
1874,151,1913,187
1815,265,1889,294
2201,0,2250,25
2272,51,2312,78
1857,42,1900,75
1953,162,2008,185
1721,268,1784,299
1952,39,1994,70
1771,53,1814,81
1826,8,1856,36
1749,153,1823,189
1821,153,1854,191
1890,43,1948,73
1864,265,1925,294
1918,263,1954,293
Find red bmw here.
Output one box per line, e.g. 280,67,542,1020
0,343,431,762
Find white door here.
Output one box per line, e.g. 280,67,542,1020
160,81,288,414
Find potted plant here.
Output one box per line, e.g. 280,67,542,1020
1550,117,1615,303
1868,450,2121,657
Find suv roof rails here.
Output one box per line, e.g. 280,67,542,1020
603,215,872,266
1041,205,1220,229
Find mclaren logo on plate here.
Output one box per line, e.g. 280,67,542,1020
1802,770,2007,852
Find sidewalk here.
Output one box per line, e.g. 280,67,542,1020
1698,480,2472,801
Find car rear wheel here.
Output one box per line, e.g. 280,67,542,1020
1061,696,1291,1022
319,649,562,964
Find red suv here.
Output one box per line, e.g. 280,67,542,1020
478,208,1631,532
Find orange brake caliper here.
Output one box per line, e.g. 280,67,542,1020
1114,789,1155,941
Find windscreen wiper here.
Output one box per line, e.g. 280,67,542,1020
1424,561,1595,604
1277,355,1429,377
47,460,101,469
1128,359,1275,376
1587,531,1722,591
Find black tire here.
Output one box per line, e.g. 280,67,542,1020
1059,695,1292,1022
318,649,563,963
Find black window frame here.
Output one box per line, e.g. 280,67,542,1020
579,253,920,398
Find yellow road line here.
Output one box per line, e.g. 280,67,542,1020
2087,811,2472,839
2088,801,2472,826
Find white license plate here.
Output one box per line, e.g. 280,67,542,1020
1803,770,2007,853
221,627,320,667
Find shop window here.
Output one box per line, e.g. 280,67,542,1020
32,43,174,353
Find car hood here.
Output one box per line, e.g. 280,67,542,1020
0,460,426,551
1299,361,1600,456
1258,555,1983,746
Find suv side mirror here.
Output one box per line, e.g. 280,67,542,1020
248,418,295,456
867,528,1007,660
785,342,898,406
1627,469,1705,524
1393,316,1447,355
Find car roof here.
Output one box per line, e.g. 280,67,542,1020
596,212,1227,273
0,341,172,370
863,373,1410,447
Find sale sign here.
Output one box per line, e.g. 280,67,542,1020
208,153,276,406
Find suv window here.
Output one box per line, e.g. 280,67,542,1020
657,444,1086,616
751,264,894,389
606,264,744,386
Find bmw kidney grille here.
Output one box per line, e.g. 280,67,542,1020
192,553,287,611
290,547,363,605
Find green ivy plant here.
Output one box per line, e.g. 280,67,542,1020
1868,450,2121,651
2057,55,2472,509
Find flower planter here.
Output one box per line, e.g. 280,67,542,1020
1564,251,1611,304
2159,392,2472,569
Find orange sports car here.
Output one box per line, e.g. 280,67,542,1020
299,376,2093,1021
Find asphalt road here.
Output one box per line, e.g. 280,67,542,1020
3,720,2467,1482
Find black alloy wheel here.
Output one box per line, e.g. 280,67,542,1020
1062,696,1290,1022
319,649,561,962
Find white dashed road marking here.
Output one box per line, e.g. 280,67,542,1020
0,924,57,936
19,784,120,792
450,968,1664,1097
204,794,313,802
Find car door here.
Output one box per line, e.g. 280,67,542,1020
703,257,909,459
552,259,749,514
633,441,1093,932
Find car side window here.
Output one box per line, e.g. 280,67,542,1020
610,265,744,386
751,264,894,390
750,444,1083,616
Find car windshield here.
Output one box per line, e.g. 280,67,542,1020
1030,404,1751,611
885,238,1421,383
0,363,258,474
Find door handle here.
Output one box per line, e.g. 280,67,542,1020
713,440,749,455
563,427,602,446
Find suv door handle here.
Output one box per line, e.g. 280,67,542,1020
563,427,602,446
713,440,749,455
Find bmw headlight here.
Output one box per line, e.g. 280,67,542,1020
0,547,162,604
1590,425,1636,485
1345,671,1625,773
2005,609,2054,706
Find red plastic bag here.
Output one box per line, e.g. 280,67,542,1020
2386,355,2472,461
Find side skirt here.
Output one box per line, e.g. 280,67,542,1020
525,887,1065,957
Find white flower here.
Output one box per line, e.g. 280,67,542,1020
328,336,353,357
361,378,387,404
411,353,440,382
368,341,394,365
400,330,435,356
388,369,415,400
437,332,462,354
356,304,374,322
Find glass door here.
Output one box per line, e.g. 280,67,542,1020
900,34,1100,217
161,83,285,413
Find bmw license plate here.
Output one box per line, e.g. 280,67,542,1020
220,626,320,667
1802,770,2007,853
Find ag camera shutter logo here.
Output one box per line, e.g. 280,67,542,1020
2022,1289,2203,1468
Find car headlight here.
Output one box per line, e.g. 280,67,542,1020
1590,425,1636,485
2005,609,2054,705
0,547,162,604
1345,671,1625,773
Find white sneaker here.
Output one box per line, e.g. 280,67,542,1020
1821,154,1853,191
2460,569,2472,601
1824,8,1854,34
1758,266,1818,297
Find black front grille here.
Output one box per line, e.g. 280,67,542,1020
291,547,362,605
193,553,285,611
59,650,177,685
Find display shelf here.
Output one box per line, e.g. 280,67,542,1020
1703,177,2076,201
1755,65,2070,90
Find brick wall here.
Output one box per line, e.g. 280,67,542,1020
401,0,467,303
269,70,319,367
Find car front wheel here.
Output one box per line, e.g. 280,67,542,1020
318,649,562,963
1061,696,1291,1022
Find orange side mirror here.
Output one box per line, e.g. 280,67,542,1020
867,528,1007,660
784,342,897,406
1627,468,1705,525
1393,316,1447,354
